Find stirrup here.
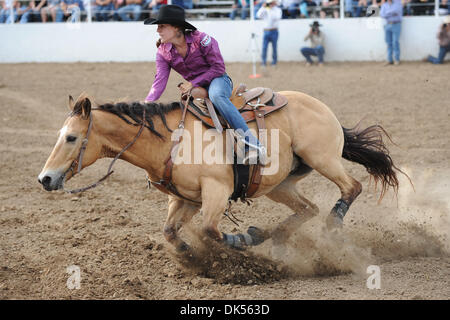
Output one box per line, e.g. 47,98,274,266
243,145,270,165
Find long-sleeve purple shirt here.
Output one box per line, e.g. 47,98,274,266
380,0,403,24
146,31,226,102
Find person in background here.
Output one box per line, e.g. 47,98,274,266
280,0,300,18
320,0,339,18
61,0,84,22
424,16,450,64
94,0,114,21
172,0,193,9
117,0,142,21
380,0,402,65
20,0,46,22
257,0,282,67
0,0,19,23
230,0,249,20
144,0,166,19
299,0,318,18
40,0,63,22
300,20,325,66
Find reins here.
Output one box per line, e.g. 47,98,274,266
63,108,146,194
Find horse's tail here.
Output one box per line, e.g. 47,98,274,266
341,123,406,201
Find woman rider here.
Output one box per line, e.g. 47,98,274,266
144,5,267,165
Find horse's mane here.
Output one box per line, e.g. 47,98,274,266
96,101,181,138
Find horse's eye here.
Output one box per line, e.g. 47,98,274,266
66,135,77,143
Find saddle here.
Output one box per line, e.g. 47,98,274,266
186,84,288,131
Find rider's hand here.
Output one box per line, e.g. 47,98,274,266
178,82,193,94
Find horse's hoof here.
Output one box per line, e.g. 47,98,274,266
247,226,268,245
326,212,343,231
176,242,191,253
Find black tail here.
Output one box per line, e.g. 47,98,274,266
342,124,406,201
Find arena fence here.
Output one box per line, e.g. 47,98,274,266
1,16,447,63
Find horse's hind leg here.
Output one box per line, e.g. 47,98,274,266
265,175,319,247
163,196,200,252
313,159,362,229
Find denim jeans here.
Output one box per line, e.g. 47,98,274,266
208,74,259,148
0,8,17,23
95,3,114,21
427,45,450,64
230,3,249,20
20,9,42,23
262,29,279,66
301,45,325,63
172,0,193,9
384,22,401,63
118,4,141,21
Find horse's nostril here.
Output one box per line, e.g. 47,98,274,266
41,176,52,187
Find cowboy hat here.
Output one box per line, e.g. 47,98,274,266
443,16,450,25
310,21,322,27
265,0,277,4
144,5,197,31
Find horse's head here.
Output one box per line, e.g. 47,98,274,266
38,94,101,191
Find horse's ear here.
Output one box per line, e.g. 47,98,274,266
68,95,74,111
81,98,91,120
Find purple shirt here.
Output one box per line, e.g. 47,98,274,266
380,0,403,24
146,31,226,102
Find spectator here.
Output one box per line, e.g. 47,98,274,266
380,0,402,65
320,0,339,18
412,0,434,15
0,0,19,23
256,0,282,66
230,0,249,20
61,0,84,22
17,0,32,22
300,21,325,66
20,0,46,22
438,0,449,15
280,0,300,18
41,0,64,22
172,0,193,10
144,0,166,19
299,0,319,18
94,0,114,21
424,16,450,64
117,0,142,21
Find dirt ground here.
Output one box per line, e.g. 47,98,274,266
0,61,449,300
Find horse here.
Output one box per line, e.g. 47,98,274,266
38,92,402,253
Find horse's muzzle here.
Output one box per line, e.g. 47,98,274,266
38,170,64,191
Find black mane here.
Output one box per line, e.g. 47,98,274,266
96,101,181,138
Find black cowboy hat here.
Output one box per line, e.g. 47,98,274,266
310,21,322,27
144,5,197,31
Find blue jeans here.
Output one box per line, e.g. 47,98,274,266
20,9,42,23
301,45,325,63
287,3,299,18
384,22,401,63
118,4,141,21
172,0,193,9
427,45,450,64
208,74,259,148
95,3,114,21
0,8,17,23
262,29,279,66
230,3,249,20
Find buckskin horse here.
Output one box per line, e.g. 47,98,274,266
38,90,402,253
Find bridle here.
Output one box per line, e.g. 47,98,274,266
63,108,146,194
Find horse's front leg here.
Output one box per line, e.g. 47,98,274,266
201,178,267,250
163,195,200,252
